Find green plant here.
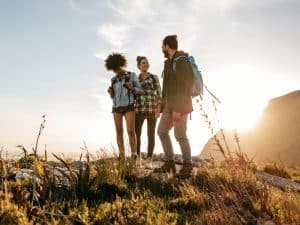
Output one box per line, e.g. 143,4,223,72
52,152,96,203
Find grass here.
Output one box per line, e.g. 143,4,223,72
1,150,300,225
263,163,292,179
1,112,300,224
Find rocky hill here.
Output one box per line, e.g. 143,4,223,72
200,90,300,165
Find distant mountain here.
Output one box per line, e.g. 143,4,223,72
200,90,300,165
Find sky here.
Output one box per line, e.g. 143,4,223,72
0,0,299,159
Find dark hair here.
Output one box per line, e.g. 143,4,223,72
104,53,127,71
136,56,147,67
163,35,178,50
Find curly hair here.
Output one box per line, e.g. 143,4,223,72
104,53,127,71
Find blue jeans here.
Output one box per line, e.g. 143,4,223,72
157,107,192,163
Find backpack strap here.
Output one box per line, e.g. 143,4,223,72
149,74,157,91
124,71,131,82
110,76,118,98
111,72,133,106
124,71,132,105
111,76,118,86
172,55,188,72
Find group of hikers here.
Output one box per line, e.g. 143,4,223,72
105,35,194,179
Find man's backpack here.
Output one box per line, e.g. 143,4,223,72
173,55,204,99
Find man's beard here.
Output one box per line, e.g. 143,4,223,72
163,49,169,58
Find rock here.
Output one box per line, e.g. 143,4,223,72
15,171,32,180
14,169,35,180
257,220,276,225
264,221,276,225
14,169,40,184
152,153,164,161
255,171,300,192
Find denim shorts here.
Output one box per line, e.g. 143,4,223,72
112,104,135,114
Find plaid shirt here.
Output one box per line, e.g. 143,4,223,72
135,73,161,116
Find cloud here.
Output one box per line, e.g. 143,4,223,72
95,0,300,84
107,0,157,22
97,23,131,48
68,0,79,10
94,52,107,60
95,1,234,73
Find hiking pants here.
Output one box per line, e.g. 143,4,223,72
135,115,157,158
157,107,192,163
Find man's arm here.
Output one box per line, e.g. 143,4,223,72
173,58,193,114
153,74,162,117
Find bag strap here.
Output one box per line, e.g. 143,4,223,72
111,76,118,97
172,55,188,72
149,74,157,91
112,72,133,106
124,72,132,105
124,71,131,82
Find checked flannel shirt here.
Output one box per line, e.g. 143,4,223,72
135,73,162,116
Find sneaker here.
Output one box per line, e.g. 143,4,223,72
144,158,153,169
129,154,138,167
176,162,193,179
153,160,176,174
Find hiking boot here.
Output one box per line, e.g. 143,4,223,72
176,162,193,179
153,160,176,174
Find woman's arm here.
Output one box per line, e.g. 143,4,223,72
131,72,144,95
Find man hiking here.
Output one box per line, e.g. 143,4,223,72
154,35,194,179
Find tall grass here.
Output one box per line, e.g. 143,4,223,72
2,148,300,224
1,111,300,224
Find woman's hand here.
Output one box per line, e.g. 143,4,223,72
125,81,134,91
107,86,113,96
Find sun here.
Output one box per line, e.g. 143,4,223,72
202,66,276,133
221,102,264,132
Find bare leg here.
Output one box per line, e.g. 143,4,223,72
113,113,125,159
124,111,137,156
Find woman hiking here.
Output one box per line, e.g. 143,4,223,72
135,56,162,168
105,53,143,161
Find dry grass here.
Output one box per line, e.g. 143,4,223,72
1,151,300,224
263,163,292,179
1,113,300,224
